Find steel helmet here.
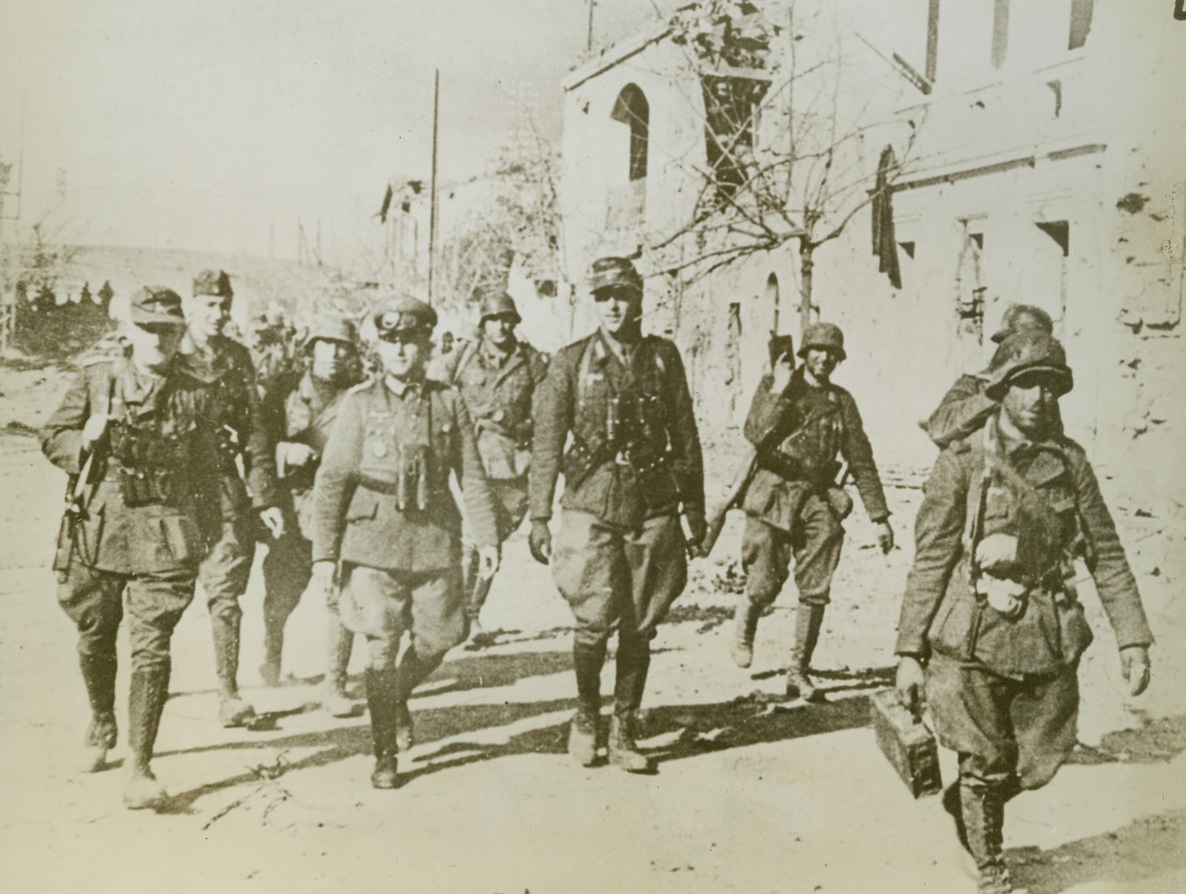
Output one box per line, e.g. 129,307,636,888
797,322,847,362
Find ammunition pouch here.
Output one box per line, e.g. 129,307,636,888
563,435,610,490
109,421,187,507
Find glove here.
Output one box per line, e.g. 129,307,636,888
895,655,926,719
1120,645,1151,697
528,520,552,565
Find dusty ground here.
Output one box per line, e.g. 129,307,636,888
2,362,1184,894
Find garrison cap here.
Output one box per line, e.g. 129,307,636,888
984,329,1073,399
479,291,522,325
990,303,1054,344
798,322,846,362
129,287,186,328
306,315,358,347
373,296,437,340
588,256,643,294
192,269,233,299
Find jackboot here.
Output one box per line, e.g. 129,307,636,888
729,598,762,669
212,614,255,727
960,778,1015,894
464,575,496,648
124,667,170,811
322,615,357,718
80,652,118,773
569,639,607,766
365,667,401,789
785,603,826,702
609,637,652,773
390,647,444,750
259,628,283,688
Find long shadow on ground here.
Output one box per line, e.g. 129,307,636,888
1008,806,1186,894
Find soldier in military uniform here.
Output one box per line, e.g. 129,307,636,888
258,317,362,715
733,322,893,700
445,291,548,644
42,287,220,810
177,270,284,727
310,297,500,789
895,330,1153,894
923,304,1056,449
529,256,706,773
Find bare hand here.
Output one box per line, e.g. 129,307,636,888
477,545,500,580
895,655,926,717
975,533,1018,573
684,509,708,558
529,520,552,565
876,521,895,554
282,442,318,470
1120,645,1151,697
81,414,109,451
770,351,795,394
259,507,285,540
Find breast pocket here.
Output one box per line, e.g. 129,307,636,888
359,419,397,484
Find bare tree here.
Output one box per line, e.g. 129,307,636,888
642,0,926,331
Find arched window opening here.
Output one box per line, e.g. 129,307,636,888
611,84,649,182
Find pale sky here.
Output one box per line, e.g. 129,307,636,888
0,0,661,260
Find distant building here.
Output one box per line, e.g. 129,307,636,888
559,0,1184,508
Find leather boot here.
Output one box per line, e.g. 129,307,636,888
729,598,762,669
569,639,607,766
609,637,652,773
212,614,255,727
322,614,357,718
80,652,118,773
960,778,1015,893
124,667,170,810
786,603,826,702
464,575,496,648
365,667,400,789
391,647,444,750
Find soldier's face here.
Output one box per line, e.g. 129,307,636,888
1001,372,1059,437
593,287,642,337
186,294,231,340
126,323,185,372
377,333,429,379
310,338,352,382
803,348,838,382
482,314,516,348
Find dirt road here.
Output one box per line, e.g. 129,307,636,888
2,364,1184,894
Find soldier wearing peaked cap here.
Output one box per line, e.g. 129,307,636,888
175,269,284,729
41,287,223,810
529,256,706,773
443,290,548,646
895,329,1153,894
310,296,501,789
257,316,363,714
732,322,893,700
923,304,1060,449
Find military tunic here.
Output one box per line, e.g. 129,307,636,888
530,331,704,644
42,355,219,673
311,375,498,667
173,335,279,621
740,368,889,607
258,369,351,644
895,417,1153,789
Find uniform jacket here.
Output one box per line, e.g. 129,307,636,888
310,375,499,572
530,330,704,530
262,369,350,537
896,418,1153,676
742,369,889,531
41,355,221,574
449,336,548,480
174,334,279,514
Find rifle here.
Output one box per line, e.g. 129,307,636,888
696,441,759,559
53,438,108,574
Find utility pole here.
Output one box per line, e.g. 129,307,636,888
428,69,440,304
587,0,596,51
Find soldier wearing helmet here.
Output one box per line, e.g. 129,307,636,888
442,290,548,646
256,316,363,713
176,269,284,729
310,296,500,789
922,303,1059,448
895,329,1153,894
733,321,893,701
529,256,706,773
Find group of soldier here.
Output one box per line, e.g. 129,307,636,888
41,256,1153,894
